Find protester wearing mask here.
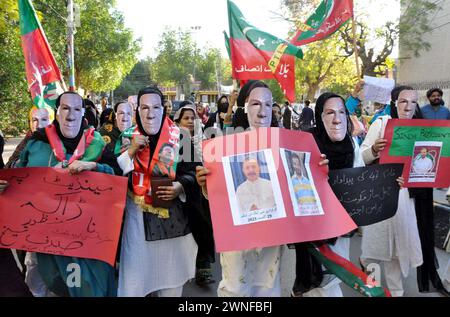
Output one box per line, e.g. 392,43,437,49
17,91,116,297
116,87,197,297
174,101,216,286
196,81,329,297
291,92,367,297
359,86,425,297
99,101,134,175
6,106,53,168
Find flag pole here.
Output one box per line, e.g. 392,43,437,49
67,0,76,91
351,16,361,78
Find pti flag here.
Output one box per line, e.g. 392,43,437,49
227,0,303,102
19,0,65,109
290,0,353,46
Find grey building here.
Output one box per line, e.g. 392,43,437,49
398,0,450,107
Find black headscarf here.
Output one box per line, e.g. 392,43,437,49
84,99,99,129
31,91,88,155
313,92,354,170
136,86,166,158
99,108,115,127
389,85,424,120
217,95,229,114
233,80,278,129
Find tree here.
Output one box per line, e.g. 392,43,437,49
264,80,286,104
33,0,141,92
0,0,141,135
280,0,441,77
339,20,397,77
150,28,232,96
296,35,357,100
196,48,233,91
150,28,197,95
113,59,154,101
398,0,441,57
0,0,34,135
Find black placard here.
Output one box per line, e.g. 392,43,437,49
328,164,404,226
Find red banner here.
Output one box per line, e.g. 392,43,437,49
0,168,127,266
230,39,296,102
202,128,357,252
380,119,450,188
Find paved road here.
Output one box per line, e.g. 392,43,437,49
3,137,449,297
183,235,449,297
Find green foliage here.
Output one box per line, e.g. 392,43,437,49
0,0,32,135
150,28,232,95
114,59,154,100
282,0,440,86
264,80,286,104
295,35,357,100
150,28,197,94
0,0,140,136
33,0,141,92
399,0,440,57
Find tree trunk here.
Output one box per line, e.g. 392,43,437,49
307,83,319,101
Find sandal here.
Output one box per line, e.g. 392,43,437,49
195,268,215,286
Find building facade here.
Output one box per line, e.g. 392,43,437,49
398,0,450,107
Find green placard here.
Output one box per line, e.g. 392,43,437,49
389,126,450,157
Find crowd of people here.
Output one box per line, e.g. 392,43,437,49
0,80,449,297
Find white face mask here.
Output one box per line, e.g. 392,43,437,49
396,90,418,120
246,87,273,129
116,102,133,132
138,94,164,135
57,94,83,138
321,97,347,142
30,108,50,132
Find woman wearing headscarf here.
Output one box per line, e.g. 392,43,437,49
99,108,115,128
173,101,216,286
6,106,53,168
196,81,329,297
116,87,197,297
359,86,424,297
17,91,117,297
204,95,231,132
84,99,100,129
196,102,209,126
98,101,134,175
291,92,366,297
272,103,283,128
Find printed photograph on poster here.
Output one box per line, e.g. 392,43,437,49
409,141,443,183
280,149,324,217
222,149,286,226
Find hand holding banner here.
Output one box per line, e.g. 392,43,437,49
202,128,356,252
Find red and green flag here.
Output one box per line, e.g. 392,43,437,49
19,0,65,109
290,0,353,46
227,0,303,102
309,244,391,297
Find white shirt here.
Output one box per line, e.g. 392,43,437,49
235,177,275,214
412,156,433,173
